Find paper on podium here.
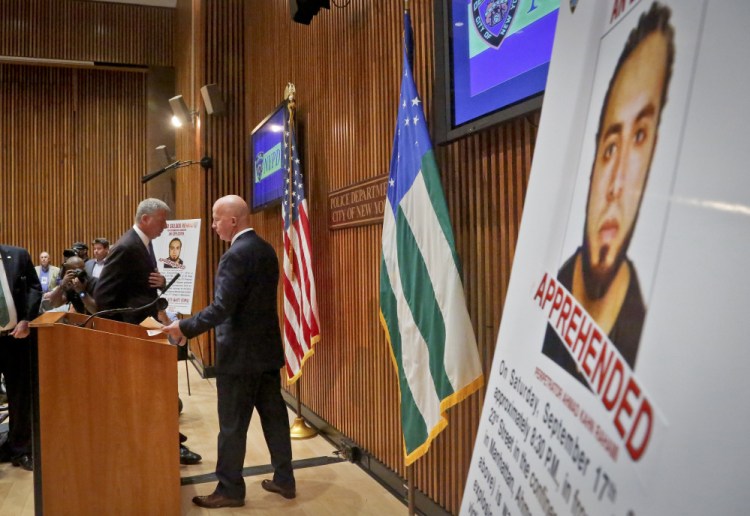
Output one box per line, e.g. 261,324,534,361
140,316,165,336
140,316,186,346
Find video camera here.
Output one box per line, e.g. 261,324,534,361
70,269,88,282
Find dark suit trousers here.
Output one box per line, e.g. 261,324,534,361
215,370,294,500
0,334,33,458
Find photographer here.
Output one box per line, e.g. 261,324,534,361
46,256,98,314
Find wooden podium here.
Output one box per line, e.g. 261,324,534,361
30,312,180,516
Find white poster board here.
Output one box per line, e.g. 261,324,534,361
462,1,750,514
152,219,201,314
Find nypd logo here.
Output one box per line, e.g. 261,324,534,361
472,0,519,48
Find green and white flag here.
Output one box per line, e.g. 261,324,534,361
379,12,484,466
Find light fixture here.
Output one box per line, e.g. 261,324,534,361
200,84,225,115
169,95,197,127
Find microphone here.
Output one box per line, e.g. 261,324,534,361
141,160,191,184
79,273,181,328
160,272,181,294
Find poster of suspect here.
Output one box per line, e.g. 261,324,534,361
462,1,750,514
152,218,201,314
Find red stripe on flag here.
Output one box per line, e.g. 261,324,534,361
282,198,320,383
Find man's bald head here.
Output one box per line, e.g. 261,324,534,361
211,195,251,242
63,256,86,273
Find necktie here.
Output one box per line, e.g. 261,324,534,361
147,241,157,269
0,286,9,327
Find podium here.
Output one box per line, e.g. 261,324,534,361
30,312,180,515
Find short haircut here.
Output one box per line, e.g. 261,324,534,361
596,2,675,142
62,256,85,273
92,237,110,248
134,198,170,225
169,237,182,246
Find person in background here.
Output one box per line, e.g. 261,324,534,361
0,243,42,471
71,242,89,262
46,256,98,315
85,237,109,279
35,251,60,312
164,195,295,509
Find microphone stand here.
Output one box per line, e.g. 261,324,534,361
141,156,212,184
141,160,193,184
79,273,181,328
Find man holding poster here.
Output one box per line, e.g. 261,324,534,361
542,3,675,383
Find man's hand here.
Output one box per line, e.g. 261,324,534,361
149,272,167,289
163,321,187,346
10,320,30,339
60,270,86,293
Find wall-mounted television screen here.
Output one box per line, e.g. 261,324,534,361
433,0,560,144
250,100,289,212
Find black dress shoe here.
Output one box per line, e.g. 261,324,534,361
180,444,202,465
261,479,296,499
192,493,244,508
11,454,33,471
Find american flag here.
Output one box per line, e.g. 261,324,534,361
282,115,320,383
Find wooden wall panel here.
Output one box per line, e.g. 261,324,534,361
0,64,148,265
0,0,173,269
0,0,172,66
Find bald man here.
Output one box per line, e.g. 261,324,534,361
164,195,294,508
46,256,98,314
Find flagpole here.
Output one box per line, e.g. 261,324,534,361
286,85,296,282
289,377,317,439
407,464,415,515
402,1,416,514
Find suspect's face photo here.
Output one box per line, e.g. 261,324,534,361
169,239,182,261
583,32,670,295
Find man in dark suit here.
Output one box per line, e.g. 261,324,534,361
0,244,42,471
94,198,202,465
94,199,169,324
164,195,295,509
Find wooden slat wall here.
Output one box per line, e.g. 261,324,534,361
174,0,539,513
0,0,173,271
0,64,149,264
0,0,172,66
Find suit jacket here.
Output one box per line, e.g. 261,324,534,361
84,259,95,278
34,264,61,292
1,245,42,323
94,228,159,324
180,230,283,375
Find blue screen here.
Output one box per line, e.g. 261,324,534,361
251,102,288,211
451,0,559,127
